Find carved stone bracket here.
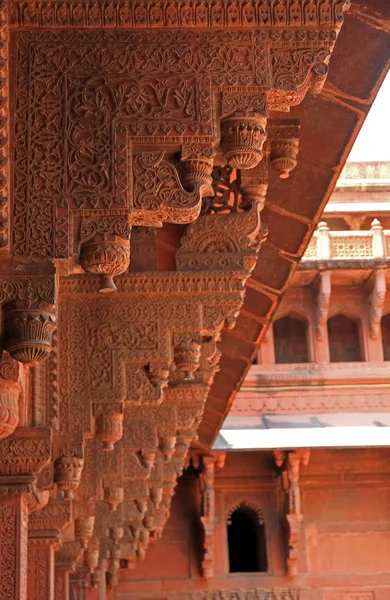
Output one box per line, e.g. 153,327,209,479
315,271,331,340
0,426,52,478
53,440,85,500
79,214,132,293
368,269,386,339
10,14,347,262
274,449,310,578
192,452,226,579
0,272,57,365
268,120,300,179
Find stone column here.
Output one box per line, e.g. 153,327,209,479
28,532,59,600
0,427,52,600
0,476,31,600
55,541,83,600
55,568,70,600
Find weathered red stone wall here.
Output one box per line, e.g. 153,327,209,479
116,448,390,599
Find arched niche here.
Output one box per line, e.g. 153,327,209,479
381,314,390,360
327,314,362,362
273,314,309,364
227,501,268,574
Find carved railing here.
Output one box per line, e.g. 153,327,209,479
302,219,390,261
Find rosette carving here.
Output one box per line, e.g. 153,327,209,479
221,115,267,170
80,215,131,292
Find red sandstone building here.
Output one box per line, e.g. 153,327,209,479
116,162,390,600
0,2,388,600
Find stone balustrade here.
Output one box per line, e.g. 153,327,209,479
303,219,389,261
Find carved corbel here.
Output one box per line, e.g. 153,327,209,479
0,425,52,480
180,143,215,196
192,452,226,579
79,214,131,293
315,271,331,340
132,151,209,227
0,352,20,440
174,334,202,381
53,440,85,499
221,92,268,170
268,120,300,179
29,497,72,537
177,165,265,276
368,269,386,339
125,363,169,404
75,511,96,550
93,402,124,451
1,273,56,365
274,449,310,578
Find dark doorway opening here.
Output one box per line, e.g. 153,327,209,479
227,505,267,573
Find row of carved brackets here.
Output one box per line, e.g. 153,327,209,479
314,268,387,340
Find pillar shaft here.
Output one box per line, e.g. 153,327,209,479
28,536,56,600
55,569,69,600
0,487,29,600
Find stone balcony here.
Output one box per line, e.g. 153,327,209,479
302,219,390,262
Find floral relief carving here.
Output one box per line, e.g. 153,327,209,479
0,2,351,593
12,24,341,259
0,504,17,600
274,449,310,578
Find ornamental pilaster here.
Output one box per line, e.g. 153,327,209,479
274,449,310,578
0,426,52,600
28,496,73,600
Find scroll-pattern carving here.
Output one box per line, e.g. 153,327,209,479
0,504,17,600
12,26,339,258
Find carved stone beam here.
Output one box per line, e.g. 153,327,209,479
0,426,52,600
191,452,226,579
0,269,56,365
274,449,310,578
9,5,349,264
315,271,331,340
368,269,386,339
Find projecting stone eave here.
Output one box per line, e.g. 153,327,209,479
198,1,390,450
